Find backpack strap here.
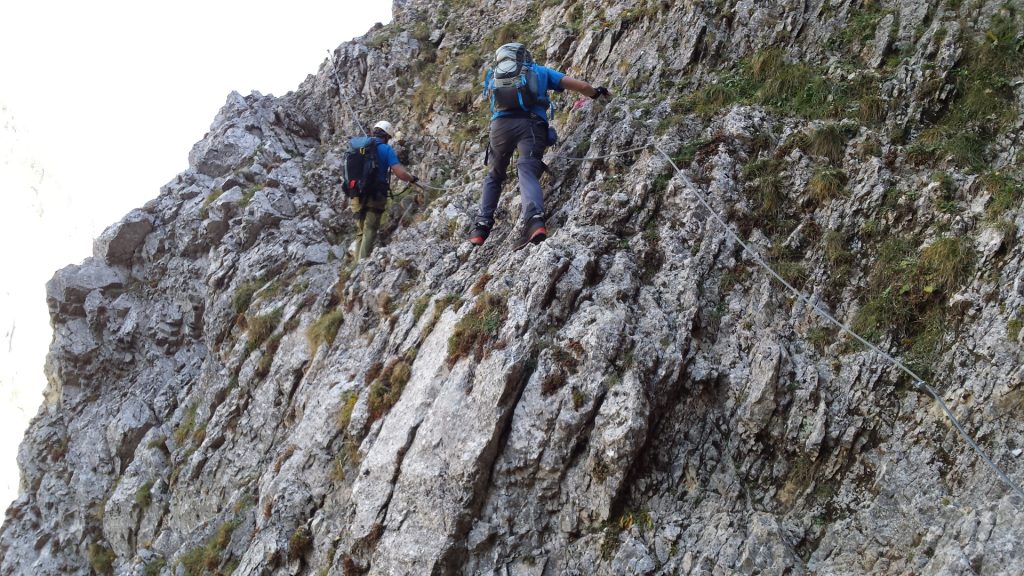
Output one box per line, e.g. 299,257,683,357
484,68,497,115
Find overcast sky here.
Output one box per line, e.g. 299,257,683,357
0,0,392,512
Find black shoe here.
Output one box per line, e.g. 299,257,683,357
516,216,547,249
469,221,492,246
526,216,547,244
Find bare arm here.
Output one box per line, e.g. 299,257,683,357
391,164,417,183
559,76,598,98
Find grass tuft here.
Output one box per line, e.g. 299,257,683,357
807,168,848,203
471,273,493,295
367,360,412,422
337,391,358,432
741,158,789,232
199,189,224,219
89,543,115,576
571,388,586,410
172,403,199,446
857,95,888,125
758,60,833,117
1009,318,1023,342
823,229,854,276
179,519,240,576
288,527,312,563
768,242,808,287
246,308,282,353
920,237,976,294
143,558,166,576
907,11,1023,170
307,309,344,351
852,236,976,371
807,124,849,162
412,295,431,321
135,481,154,509
983,172,1024,218
751,49,785,82
446,293,508,366
233,280,264,314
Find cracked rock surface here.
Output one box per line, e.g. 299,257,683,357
3,1,1024,574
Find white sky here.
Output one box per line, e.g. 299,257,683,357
0,0,392,512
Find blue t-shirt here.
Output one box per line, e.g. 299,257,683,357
490,63,565,122
374,139,400,183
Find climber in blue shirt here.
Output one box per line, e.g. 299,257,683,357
350,120,419,260
469,42,609,248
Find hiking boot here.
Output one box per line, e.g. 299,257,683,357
520,215,547,246
469,221,492,246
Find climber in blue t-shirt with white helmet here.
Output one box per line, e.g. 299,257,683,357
469,42,609,248
350,120,419,261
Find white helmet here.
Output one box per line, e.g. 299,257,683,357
373,120,394,138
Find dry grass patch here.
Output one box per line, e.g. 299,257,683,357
307,309,343,351
367,359,413,422
807,168,848,204
446,293,507,366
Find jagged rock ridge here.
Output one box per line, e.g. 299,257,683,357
3,0,1024,575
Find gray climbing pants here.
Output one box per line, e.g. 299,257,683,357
476,116,548,225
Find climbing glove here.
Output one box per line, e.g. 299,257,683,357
593,86,610,99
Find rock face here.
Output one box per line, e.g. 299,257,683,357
4,1,1024,574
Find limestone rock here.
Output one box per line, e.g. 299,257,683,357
93,210,154,267
6,2,1024,575
45,259,124,318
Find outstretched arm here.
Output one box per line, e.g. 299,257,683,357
559,76,609,98
391,164,418,183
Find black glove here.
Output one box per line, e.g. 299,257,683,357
593,86,610,99
410,175,419,184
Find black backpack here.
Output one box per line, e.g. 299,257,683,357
342,136,383,200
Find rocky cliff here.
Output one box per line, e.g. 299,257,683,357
3,0,1024,574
